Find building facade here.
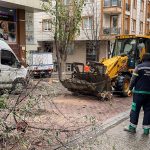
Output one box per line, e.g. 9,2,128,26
101,0,150,53
30,0,150,72
101,0,149,37
0,0,42,61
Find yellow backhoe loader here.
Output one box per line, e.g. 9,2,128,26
62,35,150,99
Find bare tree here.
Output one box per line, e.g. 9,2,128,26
82,0,101,62
42,0,85,81
82,0,112,62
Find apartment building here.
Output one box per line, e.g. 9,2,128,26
31,0,150,72
0,0,42,61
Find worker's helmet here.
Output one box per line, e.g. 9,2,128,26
142,53,150,62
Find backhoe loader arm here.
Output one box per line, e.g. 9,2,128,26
101,56,128,80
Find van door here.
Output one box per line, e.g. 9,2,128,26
0,49,20,89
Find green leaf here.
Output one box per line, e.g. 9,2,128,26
0,97,6,109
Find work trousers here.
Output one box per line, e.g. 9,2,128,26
130,93,150,129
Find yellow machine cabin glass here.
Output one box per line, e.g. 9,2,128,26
113,38,136,56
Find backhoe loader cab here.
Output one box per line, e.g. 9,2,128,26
113,35,150,68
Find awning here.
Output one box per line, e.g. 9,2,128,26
0,0,43,12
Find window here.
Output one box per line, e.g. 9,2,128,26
133,0,136,9
66,63,73,72
84,0,94,3
140,22,143,33
67,43,74,54
86,41,99,62
132,19,136,32
104,0,121,7
112,0,118,6
82,17,93,29
1,50,18,68
111,15,118,34
124,16,129,34
146,22,150,34
44,42,53,52
125,0,130,11
148,2,150,18
111,16,118,28
104,0,110,7
0,7,17,43
42,19,51,31
140,0,144,11
113,38,136,56
26,12,34,44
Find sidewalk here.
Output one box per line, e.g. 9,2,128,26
76,112,150,150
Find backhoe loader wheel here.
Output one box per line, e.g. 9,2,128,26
115,75,131,97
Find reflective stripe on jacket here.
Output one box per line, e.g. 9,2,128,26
129,61,150,94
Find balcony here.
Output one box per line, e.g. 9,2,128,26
103,0,122,14
103,27,120,35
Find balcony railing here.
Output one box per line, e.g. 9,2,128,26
103,27,120,35
125,3,130,11
104,0,121,7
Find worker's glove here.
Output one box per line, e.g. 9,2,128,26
128,90,132,96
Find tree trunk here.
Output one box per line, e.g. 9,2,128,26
56,52,66,81
57,60,66,81
59,59,66,81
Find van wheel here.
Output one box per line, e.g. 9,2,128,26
12,79,26,95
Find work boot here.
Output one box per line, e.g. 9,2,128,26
124,125,136,133
143,128,149,135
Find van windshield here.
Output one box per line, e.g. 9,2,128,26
0,39,12,50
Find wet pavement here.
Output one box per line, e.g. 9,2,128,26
76,113,150,150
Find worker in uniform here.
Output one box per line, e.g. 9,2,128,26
124,53,150,135
84,62,90,72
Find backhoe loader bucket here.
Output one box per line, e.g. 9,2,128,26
61,62,112,99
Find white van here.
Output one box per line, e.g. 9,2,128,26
0,39,28,94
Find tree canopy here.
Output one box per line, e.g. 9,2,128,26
42,0,85,80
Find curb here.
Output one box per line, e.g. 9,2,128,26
54,110,130,150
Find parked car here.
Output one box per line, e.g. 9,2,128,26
0,39,28,94
28,52,53,77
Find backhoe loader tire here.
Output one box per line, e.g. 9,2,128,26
115,75,131,97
